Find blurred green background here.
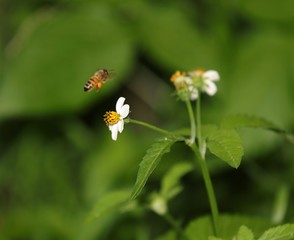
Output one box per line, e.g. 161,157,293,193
0,0,293,239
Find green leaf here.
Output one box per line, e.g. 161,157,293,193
236,225,254,240
223,30,294,154
0,5,134,118
258,224,294,240
130,137,179,200
221,114,294,144
240,0,294,21
156,230,177,240
208,237,223,240
160,162,193,200
138,4,219,70
271,185,290,225
86,190,130,223
185,215,213,240
83,133,147,203
185,214,271,240
221,114,280,131
207,129,244,168
202,124,218,139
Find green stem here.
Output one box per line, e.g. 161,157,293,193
189,144,219,236
196,94,204,157
126,118,175,136
185,100,196,144
190,94,219,236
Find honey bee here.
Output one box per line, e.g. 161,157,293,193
84,69,111,92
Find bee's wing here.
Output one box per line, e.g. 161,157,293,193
107,69,116,81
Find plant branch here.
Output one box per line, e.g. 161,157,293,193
189,140,220,236
126,118,176,136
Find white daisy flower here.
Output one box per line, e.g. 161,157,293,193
202,70,220,96
170,70,199,101
185,76,199,100
189,69,220,96
104,97,130,141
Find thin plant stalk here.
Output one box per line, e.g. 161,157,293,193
193,94,220,236
127,118,175,136
190,144,220,237
196,93,204,156
185,100,196,144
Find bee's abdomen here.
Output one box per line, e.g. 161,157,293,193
84,78,96,92
84,82,92,92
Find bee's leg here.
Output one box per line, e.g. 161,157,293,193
96,82,103,91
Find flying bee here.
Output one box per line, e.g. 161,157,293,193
84,69,112,92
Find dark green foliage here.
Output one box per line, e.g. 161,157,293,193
0,0,293,239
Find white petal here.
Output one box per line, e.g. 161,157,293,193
117,120,124,133
185,76,193,85
190,89,199,100
203,70,220,82
116,97,126,112
204,80,217,96
119,104,130,118
109,124,119,141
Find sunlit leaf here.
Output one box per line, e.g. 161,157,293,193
86,190,130,223
236,225,254,240
185,215,271,240
130,137,180,200
258,224,294,240
207,129,244,168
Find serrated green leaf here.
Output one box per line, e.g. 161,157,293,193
236,225,254,240
221,114,294,144
202,124,218,139
207,129,244,168
258,224,294,240
130,137,179,200
185,214,271,240
86,190,130,223
221,114,279,130
161,162,193,200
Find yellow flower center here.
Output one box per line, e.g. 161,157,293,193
170,70,180,82
189,68,205,77
170,70,186,82
104,111,120,125
195,68,205,76
170,70,188,90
